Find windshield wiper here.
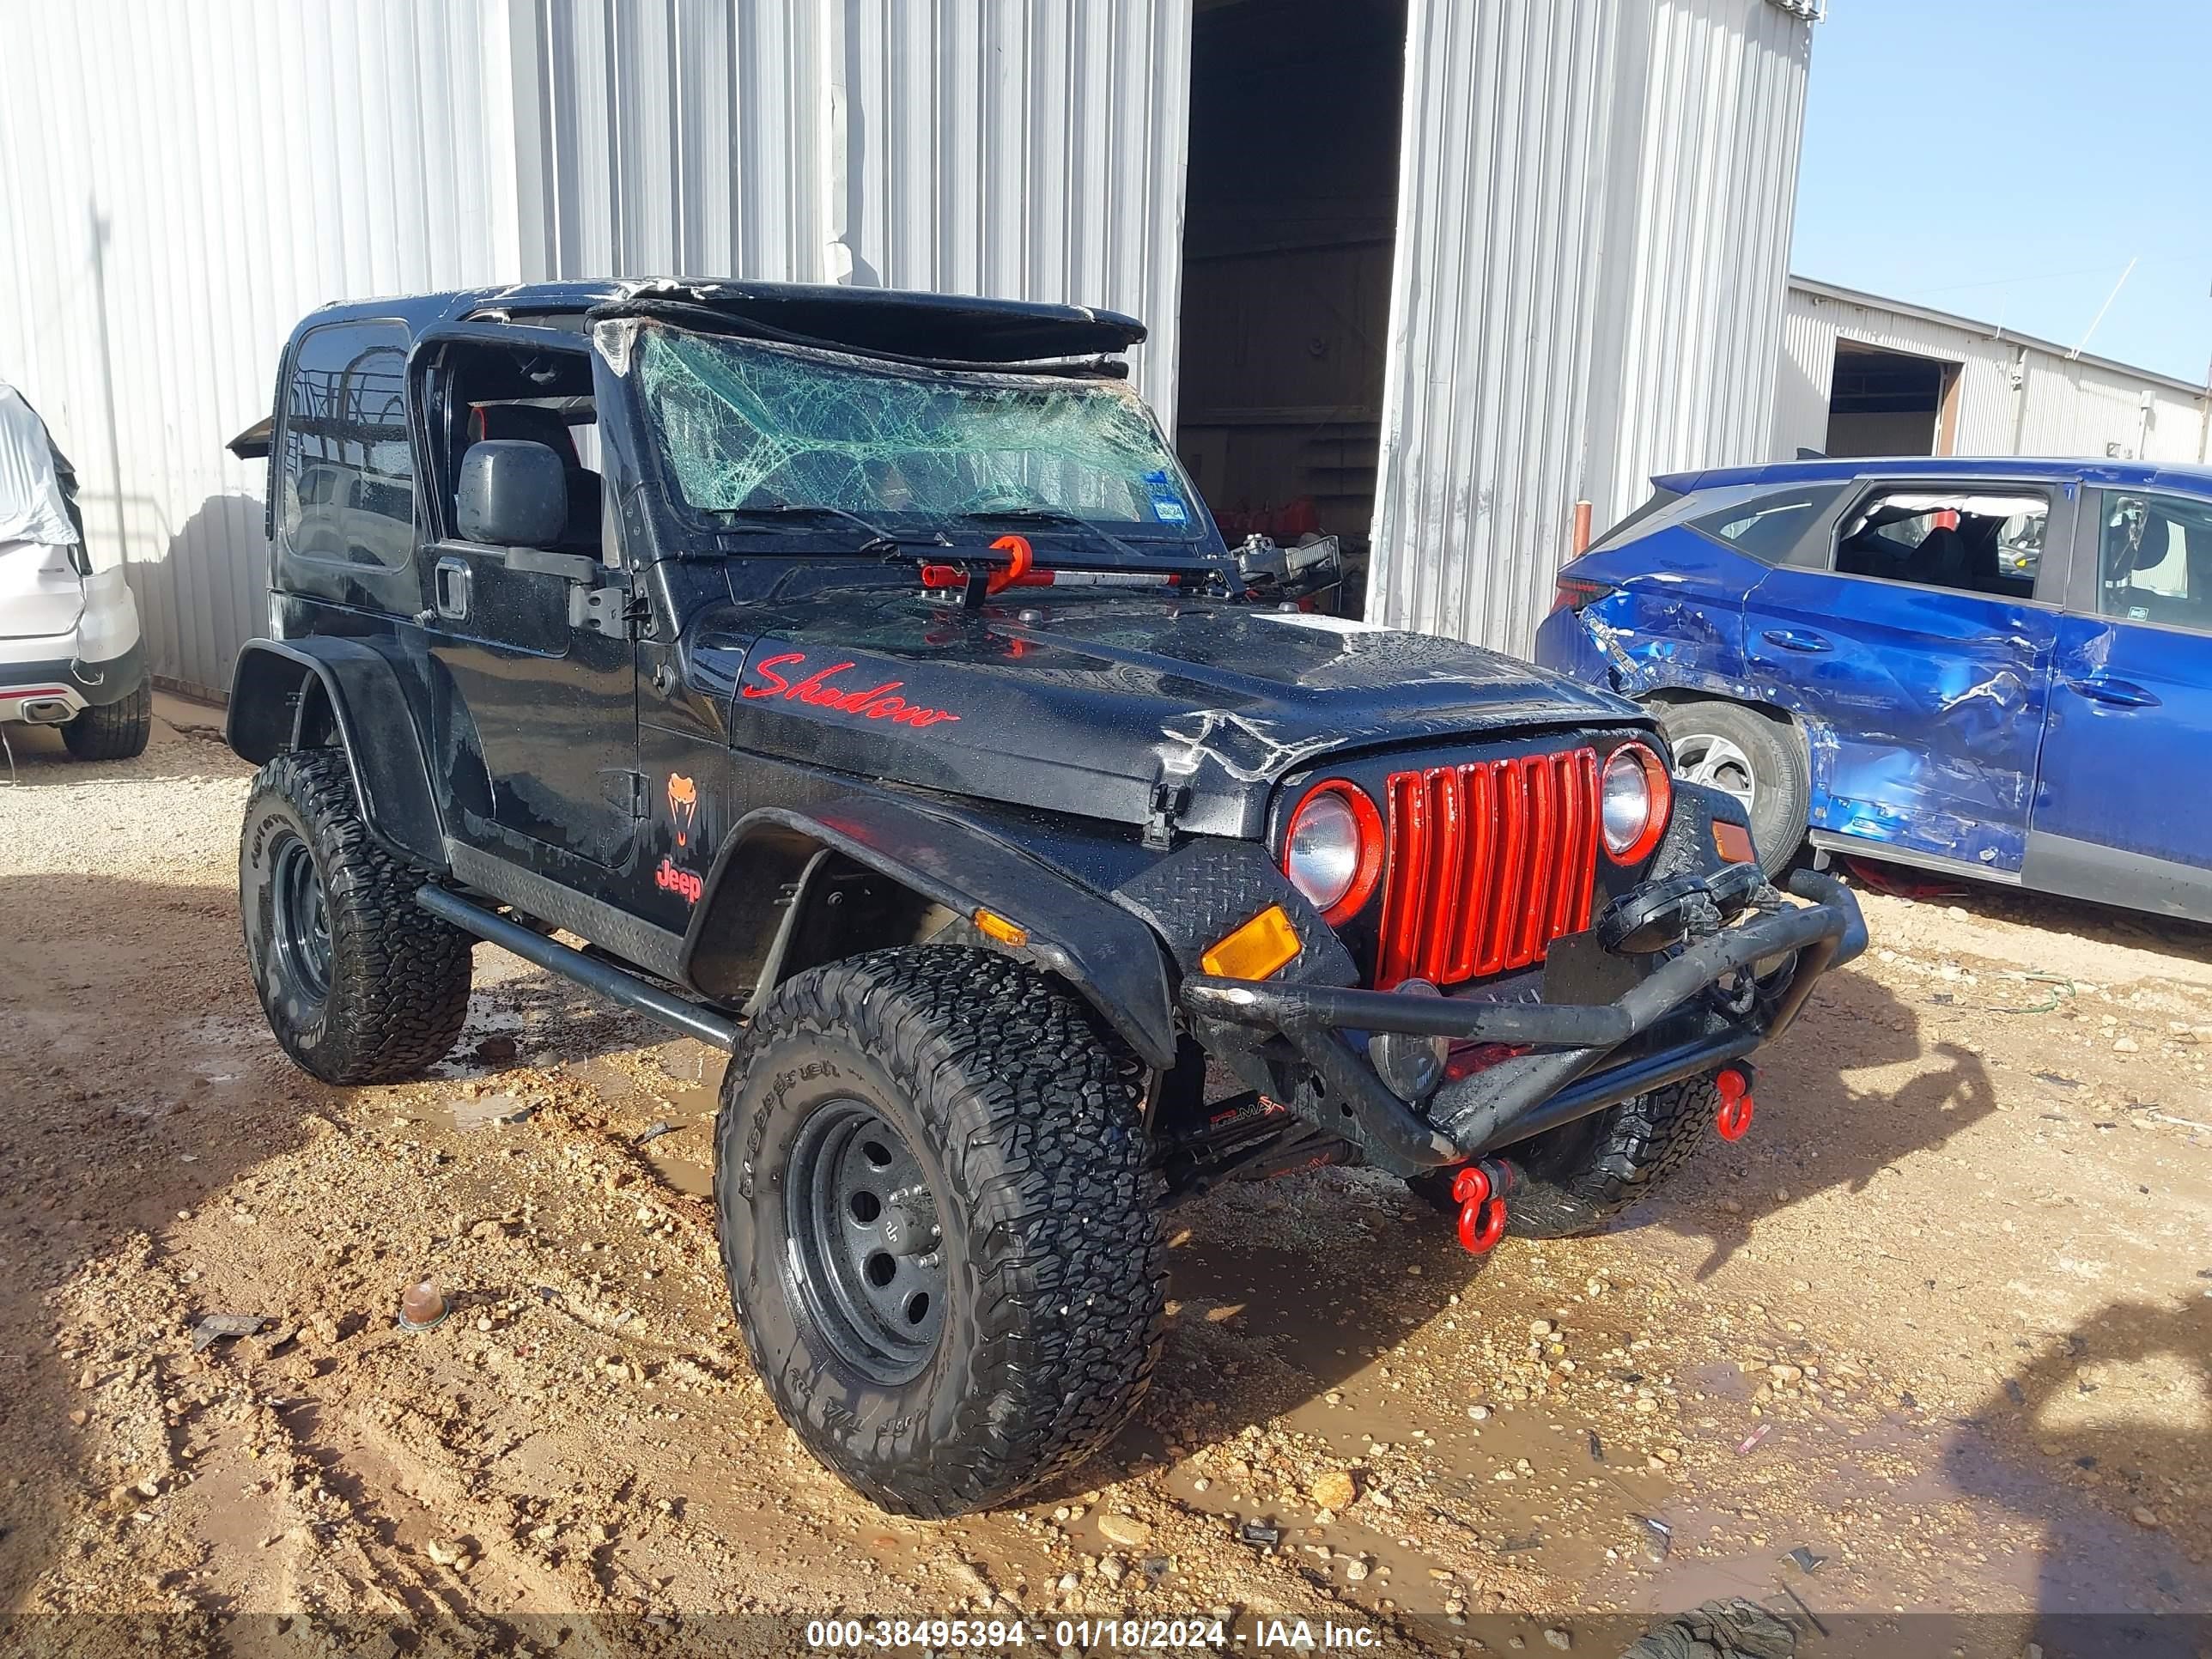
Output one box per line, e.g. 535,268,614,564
957,507,1160,565
728,502,947,554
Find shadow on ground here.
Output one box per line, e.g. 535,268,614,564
1079,969,1977,1487
1949,1296,2212,1655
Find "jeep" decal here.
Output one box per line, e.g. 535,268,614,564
655,857,703,904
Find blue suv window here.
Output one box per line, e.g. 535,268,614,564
1693,493,1826,562
2100,490,2212,635
1834,485,2050,601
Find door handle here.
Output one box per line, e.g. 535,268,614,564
1761,629,1832,653
433,556,472,622
2066,675,2160,709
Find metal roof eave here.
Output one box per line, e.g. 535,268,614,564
1789,274,2211,402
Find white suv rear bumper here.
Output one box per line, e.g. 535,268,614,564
0,558,146,722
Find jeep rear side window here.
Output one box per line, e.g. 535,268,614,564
634,330,1200,534
279,322,416,570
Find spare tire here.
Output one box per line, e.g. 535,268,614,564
1415,1074,1724,1239
1504,1073,1723,1237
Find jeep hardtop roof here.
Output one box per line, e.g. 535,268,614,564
228,280,1151,460
295,279,1146,363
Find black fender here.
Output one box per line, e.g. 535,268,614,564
1648,778,1753,884
226,639,447,867
681,794,1177,1070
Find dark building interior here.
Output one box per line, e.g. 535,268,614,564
1175,0,1407,592
1825,339,1960,457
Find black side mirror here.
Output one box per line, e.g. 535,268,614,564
457,441,568,547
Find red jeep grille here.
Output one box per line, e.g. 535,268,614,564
1375,747,1601,988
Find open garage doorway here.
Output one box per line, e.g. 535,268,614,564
1825,339,1963,457
1174,0,1407,616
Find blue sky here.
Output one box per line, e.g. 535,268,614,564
1792,0,2211,386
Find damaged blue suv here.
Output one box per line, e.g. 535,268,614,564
1534,457,2212,925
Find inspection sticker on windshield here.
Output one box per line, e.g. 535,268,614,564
1143,469,1190,523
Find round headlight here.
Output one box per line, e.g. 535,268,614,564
1601,742,1672,863
1283,782,1382,922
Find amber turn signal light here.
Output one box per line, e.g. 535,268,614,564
972,908,1029,947
1200,905,1303,981
1711,820,1756,865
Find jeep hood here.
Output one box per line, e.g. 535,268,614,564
693,589,1642,839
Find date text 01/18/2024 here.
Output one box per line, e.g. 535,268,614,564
804,1620,1382,1650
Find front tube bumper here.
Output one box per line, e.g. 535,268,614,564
1179,870,1866,1176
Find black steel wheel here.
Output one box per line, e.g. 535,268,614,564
784,1099,947,1386
267,828,333,1009
240,750,473,1085
716,947,1165,1517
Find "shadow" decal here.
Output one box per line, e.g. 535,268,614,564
741,652,962,728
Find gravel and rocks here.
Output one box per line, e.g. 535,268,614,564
1,714,2208,1650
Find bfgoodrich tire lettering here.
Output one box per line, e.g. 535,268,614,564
240,750,472,1084
716,947,1165,1517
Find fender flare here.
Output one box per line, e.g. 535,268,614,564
681,795,1177,1070
226,638,447,867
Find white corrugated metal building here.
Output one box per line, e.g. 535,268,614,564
1777,276,2212,468
0,0,1817,698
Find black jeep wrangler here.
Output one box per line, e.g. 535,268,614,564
226,280,1862,1517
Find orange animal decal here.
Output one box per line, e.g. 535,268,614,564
666,774,698,847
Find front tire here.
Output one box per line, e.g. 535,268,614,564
715,948,1165,1517
1650,699,1808,879
61,683,152,760
240,750,473,1084
1504,1073,1723,1237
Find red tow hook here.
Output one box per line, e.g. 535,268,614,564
1714,1064,1756,1142
1449,1158,1518,1255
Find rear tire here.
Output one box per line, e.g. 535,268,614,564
240,750,473,1084
1504,1073,1723,1237
1650,699,1807,878
715,947,1165,1517
61,683,152,760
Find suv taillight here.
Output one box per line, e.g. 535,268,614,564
1551,575,1615,614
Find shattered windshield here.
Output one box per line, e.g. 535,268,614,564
634,329,1204,540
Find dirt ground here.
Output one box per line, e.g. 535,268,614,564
0,710,2207,1657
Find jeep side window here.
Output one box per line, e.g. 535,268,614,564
278,322,416,570
435,343,603,558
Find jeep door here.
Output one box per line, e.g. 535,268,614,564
416,333,639,870
1738,476,2073,874
2023,483,2212,921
